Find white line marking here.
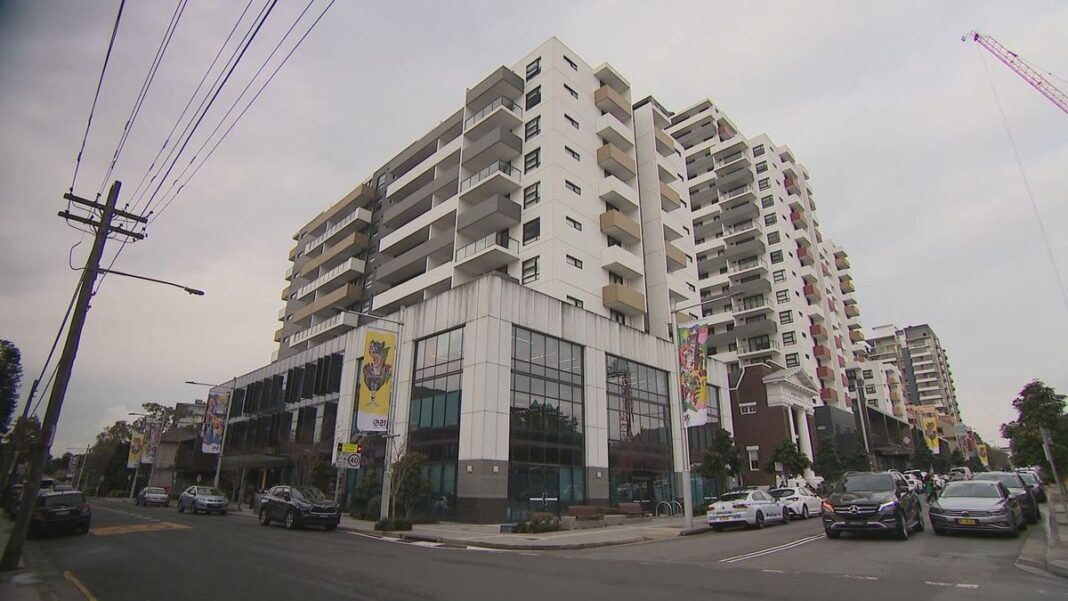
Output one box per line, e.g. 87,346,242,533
719,534,825,563
762,569,786,574
926,581,953,587
843,575,879,580
409,541,444,547
956,584,979,589
465,546,504,553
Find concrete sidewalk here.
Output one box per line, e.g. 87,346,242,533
1017,488,1068,579
0,518,89,601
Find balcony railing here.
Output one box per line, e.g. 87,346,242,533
303,208,369,254
724,221,759,237
454,232,518,262
464,96,521,130
722,184,753,200
728,257,768,274
733,296,769,313
295,257,363,300
738,339,780,355
459,161,518,193
716,151,746,167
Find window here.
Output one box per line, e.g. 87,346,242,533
764,213,778,226
563,83,578,99
862,369,873,379
565,180,581,195
609,272,624,285
523,218,540,245
773,269,786,283
521,257,539,284
610,309,625,324
565,146,580,161
526,57,541,81
740,403,757,415
524,148,541,171
605,355,673,504
523,182,540,208
747,447,760,470
564,113,579,129
753,144,765,157
767,231,781,245
526,86,541,109
755,161,768,173
783,332,796,345
525,116,541,140
779,310,793,325
770,250,784,264
606,235,621,247
758,178,770,190
775,290,789,304
565,216,582,231
785,353,800,368
761,195,774,208
566,255,583,269
563,55,578,70
865,385,876,395
566,296,583,308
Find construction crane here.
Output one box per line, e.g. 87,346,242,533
963,31,1068,115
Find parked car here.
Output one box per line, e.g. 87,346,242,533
706,489,789,530
822,471,923,540
949,467,973,481
1016,471,1047,503
177,486,229,515
53,484,74,492
769,486,822,519
136,486,170,507
258,485,341,530
5,477,59,517
973,472,1040,524
929,480,1025,537
904,474,923,493
31,490,91,536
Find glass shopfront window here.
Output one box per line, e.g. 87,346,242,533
408,328,463,518
606,355,675,510
508,327,585,520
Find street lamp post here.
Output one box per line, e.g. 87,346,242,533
185,379,238,490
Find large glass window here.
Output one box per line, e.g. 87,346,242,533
408,328,463,518
606,355,674,510
508,327,585,520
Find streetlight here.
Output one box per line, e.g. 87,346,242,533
92,267,205,295
185,379,237,489
335,307,404,522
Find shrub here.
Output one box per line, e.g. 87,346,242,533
375,518,412,531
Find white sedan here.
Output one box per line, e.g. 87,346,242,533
707,489,789,530
769,486,822,519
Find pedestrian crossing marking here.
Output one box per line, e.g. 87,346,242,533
90,522,190,536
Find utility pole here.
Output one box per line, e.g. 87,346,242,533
1,182,144,572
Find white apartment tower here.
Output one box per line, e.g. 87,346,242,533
867,324,960,421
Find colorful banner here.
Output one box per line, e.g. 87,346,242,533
356,329,396,432
977,443,990,468
201,390,230,454
66,454,80,480
142,421,161,464
127,431,145,468
677,325,710,428
920,415,940,455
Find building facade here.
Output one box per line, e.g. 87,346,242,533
866,323,960,421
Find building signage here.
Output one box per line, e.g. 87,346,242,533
920,415,940,455
127,430,145,468
201,390,230,454
356,329,396,432
677,325,710,428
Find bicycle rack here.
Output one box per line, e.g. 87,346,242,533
655,500,672,517
671,500,683,516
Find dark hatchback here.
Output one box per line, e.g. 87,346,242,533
258,485,340,530
974,472,1040,524
32,491,91,536
822,471,923,540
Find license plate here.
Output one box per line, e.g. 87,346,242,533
717,515,733,521
957,518,977,526
846,520,866,526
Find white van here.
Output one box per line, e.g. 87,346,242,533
948,466,973,481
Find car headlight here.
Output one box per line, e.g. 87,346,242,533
928,506,945,515
991,506,1009,516
877,500,897,512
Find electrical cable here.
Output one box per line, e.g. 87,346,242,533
26,284,80,417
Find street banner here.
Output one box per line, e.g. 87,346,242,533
356,329,396,432
977,443,990,468
127,431,145,468
201,390,230,454
677,325,710,428
921,415,940,455
66,454,80,480
142,421,161,464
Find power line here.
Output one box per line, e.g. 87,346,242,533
69,0,126,197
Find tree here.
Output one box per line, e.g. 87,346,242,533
764,437,811,481
911,429,935,471
696,427,742,486
387,448,430,520
351,468,382,518
949,449,966,468
1001,380,1068,477
0,416,41,491
843,438,872,472
813,438,844,485
0,340,21,436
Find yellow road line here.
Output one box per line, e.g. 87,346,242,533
90,522,191,536
64,571,98,601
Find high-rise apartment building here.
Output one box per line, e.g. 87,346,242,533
668,101,866,409
866,323,960,421
274,38,697,360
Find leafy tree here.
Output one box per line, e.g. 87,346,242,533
949,449,966,468
1001,380,1068,477
966,456,985,473
351,468,382,518
843,439,872,472
0,416,41,490
388,450,430,519
813,438,844,485
764,437,812,481
0,340,21,435
696,427,742,485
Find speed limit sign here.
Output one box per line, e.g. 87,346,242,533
345,453,362,469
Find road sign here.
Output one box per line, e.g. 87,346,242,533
345,453,362,469
335,442,363,469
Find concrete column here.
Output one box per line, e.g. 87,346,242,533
797,408,816,483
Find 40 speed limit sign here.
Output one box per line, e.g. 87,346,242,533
335,442,363,469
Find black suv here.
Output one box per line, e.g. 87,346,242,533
258,485,340,530
31,490,91,536
822,471,923,540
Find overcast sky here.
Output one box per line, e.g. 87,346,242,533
1,1,1066,453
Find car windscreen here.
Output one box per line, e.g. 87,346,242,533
195,487,224,496
144,488,166,494
1017,473,1039,485
41,493,84,508
292,487,326,500
717,492,749,502
768,489,795,498
838,474,894,492
940,482,1001,498
974,473,1022,488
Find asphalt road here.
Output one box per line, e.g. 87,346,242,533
30,499,1068,601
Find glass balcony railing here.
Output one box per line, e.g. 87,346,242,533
459,161,518,192
464,97,521,130
728,257,767,274
716,151,746,167
722,184,753,200
454,232,518,262
738,339,780,354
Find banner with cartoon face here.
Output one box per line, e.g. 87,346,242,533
357,329,396,432
921,415,940,455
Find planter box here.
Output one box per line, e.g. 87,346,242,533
604,514,627,526
561,516,606,530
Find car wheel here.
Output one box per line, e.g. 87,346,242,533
1026,511,1038,526
912,512,925,533
325,523,337,531
753,511,765,529
285,510,298,530
80,522,90,535
895,512,910,540
259,508,271,526
782,509,791,524
177,501,185,513
191,504,198,515
801,505,809,520
1007,514,1020,538
933,527,945,536
825,529,841,539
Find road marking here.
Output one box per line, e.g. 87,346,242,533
90,522,190,536
762,569,786,574
410,540,444,547
842,575,879,580
719,534,825,563
925,581,980,589
63,571,98,601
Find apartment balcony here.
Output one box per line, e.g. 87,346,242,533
785,175,800,195
804,284,821,302
727,257,769,277
797,244,814,266
454,233,519,274
373,263,453,314
731,318,778,340
723,220,762,242
660,182,683,211
456,194,521,239
289,311,360,348
464,96,522,139
597,143,637,181
816,366,833,381
719,184,755,209
821,388,839,403
720,199,759,226
810,323,828,340
714,150,751,176
837,355,847,368
791,210,807,228
728,277,771,298
602,283,645,315
458,160,521,203
295,257,366,302
462,126,523,173
657,161,678,184
280,284,292,302
665,241,687,272
278,306,288,320
599,175,639,212
594,84,632,122
836,255,851,270
840,276,856,294
737,339,780,358
290,283,363,325
299,183,376,242
288,244,299,262
597,112,634,150
285,265,294,281
733,296,772,317
697,252,727,276
813,344,830,358
654,127,675,157
302,208,372,255
599,210,641,244
845,305,860,318
724,237,765,261
377,232,454,286
465,66,524,109
602,245,644,279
